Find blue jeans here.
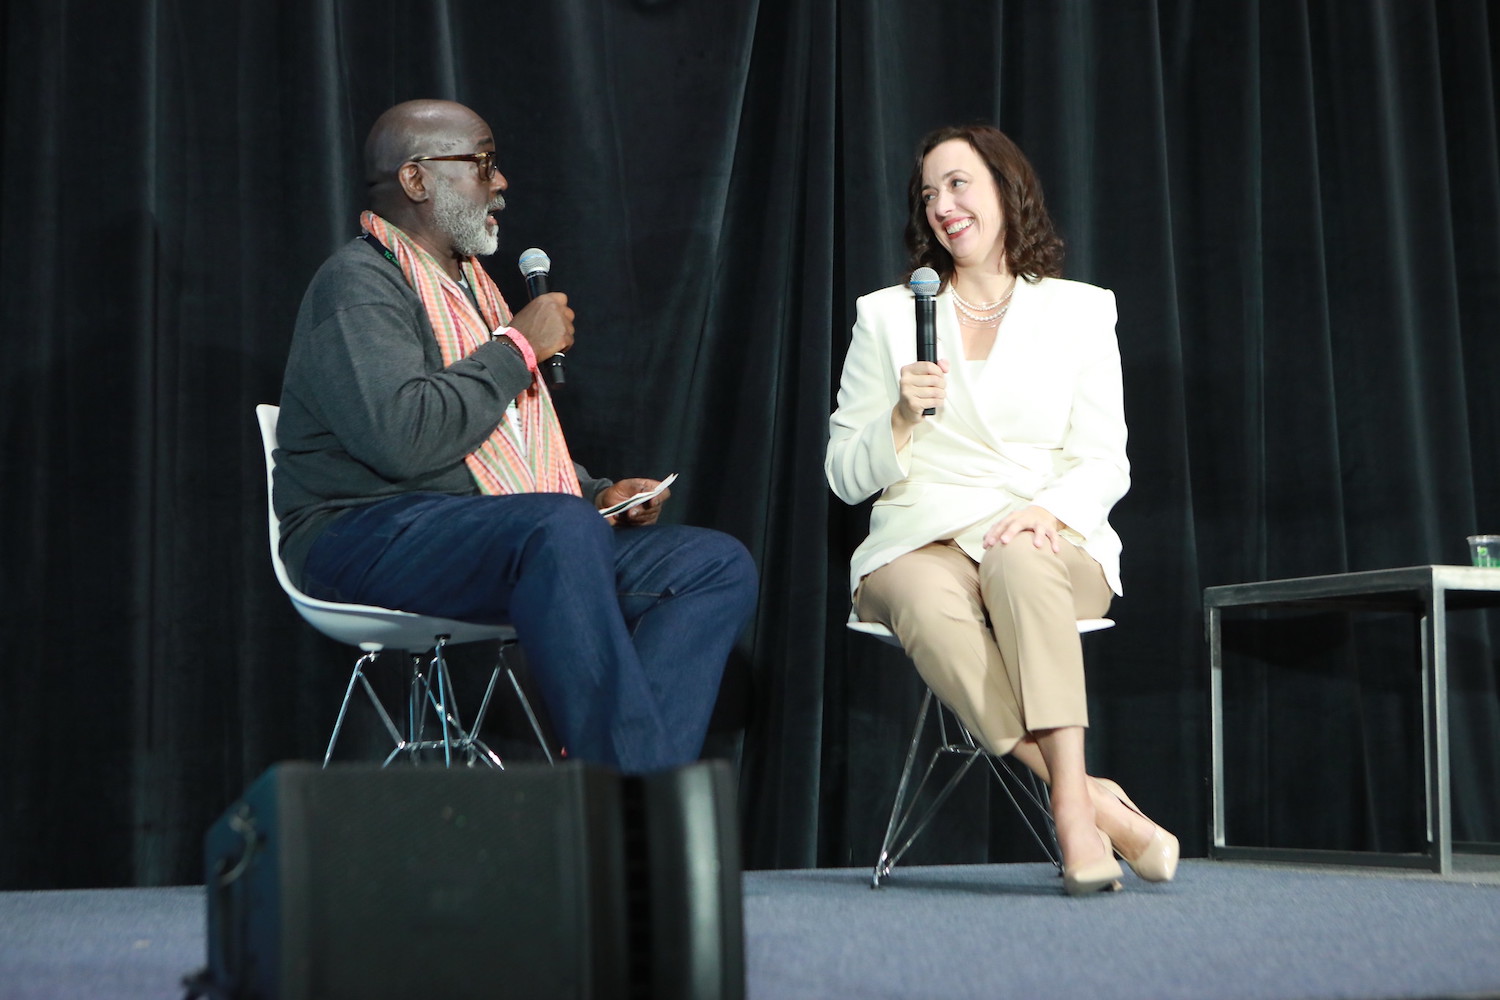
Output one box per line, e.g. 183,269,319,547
300,492,758,773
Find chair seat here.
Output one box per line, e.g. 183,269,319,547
289,597,516,653
847,617,1114,647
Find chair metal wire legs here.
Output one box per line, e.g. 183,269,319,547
323,636,548,768
872,688,1061,888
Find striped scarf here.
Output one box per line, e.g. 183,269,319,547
361,211,581,498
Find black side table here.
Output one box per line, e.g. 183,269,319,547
1206,565,1500,874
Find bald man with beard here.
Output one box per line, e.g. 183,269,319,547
272,99,757,773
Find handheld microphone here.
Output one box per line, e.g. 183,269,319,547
518,247,566,388
910,266,940,415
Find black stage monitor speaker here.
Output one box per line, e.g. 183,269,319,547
632,763,745,1000
197,761,743,1000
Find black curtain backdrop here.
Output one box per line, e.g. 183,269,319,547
3,0,1497,889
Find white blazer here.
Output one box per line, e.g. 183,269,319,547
825,275,1129,599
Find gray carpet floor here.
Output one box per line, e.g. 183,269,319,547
746,859,1500,999
2,860,1498,999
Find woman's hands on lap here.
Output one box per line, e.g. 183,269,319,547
984,505,1064,551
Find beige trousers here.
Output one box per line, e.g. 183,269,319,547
855,537,1113,756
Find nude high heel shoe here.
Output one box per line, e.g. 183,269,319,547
1096,777,1179,883
1062,830,1125,897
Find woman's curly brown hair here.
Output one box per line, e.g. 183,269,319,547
904,124,1064,286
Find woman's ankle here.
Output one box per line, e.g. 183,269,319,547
1051,791,1105,861
1088,779,1155,853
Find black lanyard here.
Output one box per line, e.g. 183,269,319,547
358,231,400,268
360,231,486,317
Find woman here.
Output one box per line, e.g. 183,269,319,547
825,124,1178,895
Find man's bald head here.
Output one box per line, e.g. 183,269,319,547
364,99,489,186
361,99,506,270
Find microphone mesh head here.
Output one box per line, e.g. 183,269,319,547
518,247,551,277
909,267,940,298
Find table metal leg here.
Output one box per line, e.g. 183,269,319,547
1209,605,1226,854
1423,590,1452,874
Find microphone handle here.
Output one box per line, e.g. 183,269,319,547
523,272,566,387
915,296,937,415
541,352,566,387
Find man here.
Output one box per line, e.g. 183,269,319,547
274,99,757,773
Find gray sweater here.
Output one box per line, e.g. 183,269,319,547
274,237,609,585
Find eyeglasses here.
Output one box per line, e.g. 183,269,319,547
406,151,501,179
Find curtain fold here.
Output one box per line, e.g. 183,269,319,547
1,0,1496,888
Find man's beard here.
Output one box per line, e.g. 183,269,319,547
431,175,503,257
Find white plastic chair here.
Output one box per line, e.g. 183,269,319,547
849,616,1115,887
257,404,552,768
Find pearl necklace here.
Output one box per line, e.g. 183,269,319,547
951,279,1017,325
